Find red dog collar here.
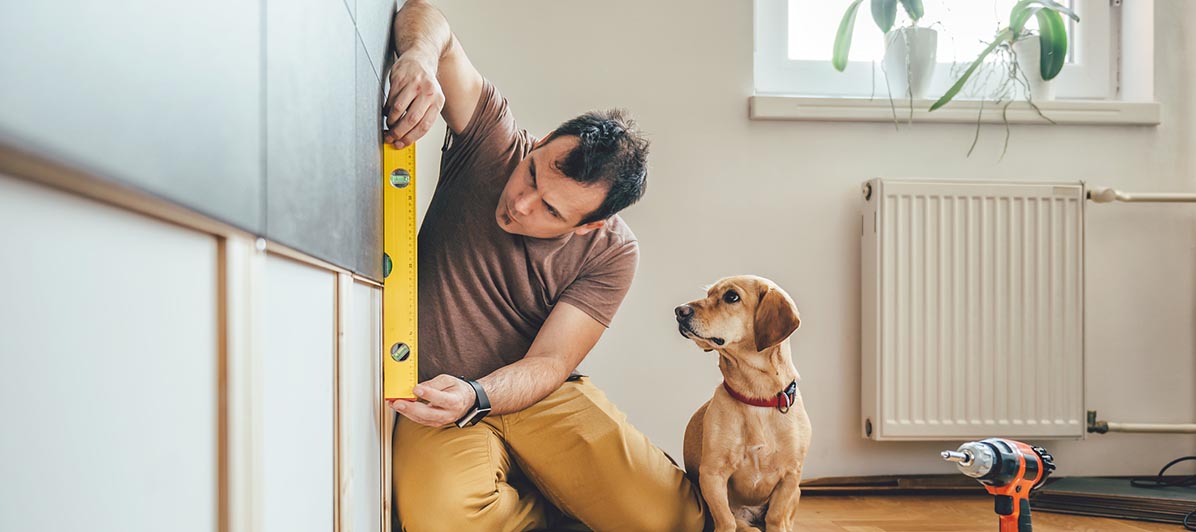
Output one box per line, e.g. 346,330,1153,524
722,380,798,414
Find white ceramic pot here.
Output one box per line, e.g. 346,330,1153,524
1012,35,1056,101
882,26,937,100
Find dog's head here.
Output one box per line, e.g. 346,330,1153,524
674,275,800,353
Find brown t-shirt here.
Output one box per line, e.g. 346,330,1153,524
417,79,639,381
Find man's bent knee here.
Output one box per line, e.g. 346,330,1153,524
397,486,515,532
396,472,550,532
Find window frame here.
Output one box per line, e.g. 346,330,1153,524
753,0,1113,100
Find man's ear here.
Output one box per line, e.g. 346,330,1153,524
573,219,606,236
753,287,800,352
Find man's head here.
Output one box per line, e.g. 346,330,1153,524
495,109,649,239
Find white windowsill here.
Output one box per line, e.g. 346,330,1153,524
749,96,1161,126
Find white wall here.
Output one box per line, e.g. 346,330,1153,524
416,0,1196,478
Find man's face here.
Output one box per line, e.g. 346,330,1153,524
495,135,609,239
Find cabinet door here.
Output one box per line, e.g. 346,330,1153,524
262,256,336,532
0,174,220,532
339,279,385,532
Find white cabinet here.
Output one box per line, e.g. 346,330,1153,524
0,174,392,532
0,174,220,532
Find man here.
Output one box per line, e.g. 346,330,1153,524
381,1,706,531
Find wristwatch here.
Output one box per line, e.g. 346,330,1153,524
454,376,491,428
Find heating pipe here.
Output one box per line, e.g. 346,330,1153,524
1083,189,1196,435
1087,411,1196,434
1088,185,1196,203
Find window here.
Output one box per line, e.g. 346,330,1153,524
754,0,1113,100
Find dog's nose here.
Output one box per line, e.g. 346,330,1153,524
675,305,694,321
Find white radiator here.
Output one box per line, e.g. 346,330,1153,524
860,179,1086,440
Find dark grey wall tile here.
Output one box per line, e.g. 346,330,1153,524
1,1,398,272
266,0,358,266
358,0,398,80
0,1,264,233
354,37,384,281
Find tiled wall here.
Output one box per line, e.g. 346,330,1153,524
0,0,397,281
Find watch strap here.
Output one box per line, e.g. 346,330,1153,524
454,376,491,427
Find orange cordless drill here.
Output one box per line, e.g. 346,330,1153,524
942,438,1056,532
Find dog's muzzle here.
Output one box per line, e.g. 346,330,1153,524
674,306,725,346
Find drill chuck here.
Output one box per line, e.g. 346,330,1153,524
943,441,996,479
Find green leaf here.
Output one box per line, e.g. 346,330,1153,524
1036,8,1068,79
1011,0,1080,35
871,0,898,34
1009,0,1037,35
1033,0,1080,22
930,29,1014,111
833,0,865,72
899,0,924,21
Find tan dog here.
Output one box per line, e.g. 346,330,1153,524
676,275,811,532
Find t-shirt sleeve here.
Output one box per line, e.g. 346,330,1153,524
439,78,527,187
557,240,639,328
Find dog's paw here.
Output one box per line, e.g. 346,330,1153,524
735,526,762,532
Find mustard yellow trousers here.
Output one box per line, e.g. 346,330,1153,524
392,377,707,532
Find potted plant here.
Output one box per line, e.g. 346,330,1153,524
833,0,935,100
930,0,1080,111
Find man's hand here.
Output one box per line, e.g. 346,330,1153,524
383,54,445,150
387,374,475,427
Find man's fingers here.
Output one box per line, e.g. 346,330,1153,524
390,96,434,145
399,105,440,148
383,56,444,147
395,400,452,427
412,384,455,405
413,374,464,407
386,88,417,131
387,399,414,413
385,76,420,122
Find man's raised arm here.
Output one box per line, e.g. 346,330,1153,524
384,0,484,149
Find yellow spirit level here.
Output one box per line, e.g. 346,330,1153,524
382,144,417,400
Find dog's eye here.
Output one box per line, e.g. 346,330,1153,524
723,291,740,304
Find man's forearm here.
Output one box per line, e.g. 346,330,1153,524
477,356,572,416
392,0,452,67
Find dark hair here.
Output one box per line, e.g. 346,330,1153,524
540,109,649,225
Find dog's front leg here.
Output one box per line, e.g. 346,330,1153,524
763,472,802,532
699,470,738,532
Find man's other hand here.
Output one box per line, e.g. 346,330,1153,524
383,54,445,150
387,374,474,427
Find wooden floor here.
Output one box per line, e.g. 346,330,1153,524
794,495,1177,531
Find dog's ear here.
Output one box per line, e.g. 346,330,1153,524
754,287,800,352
